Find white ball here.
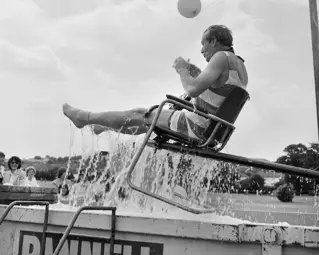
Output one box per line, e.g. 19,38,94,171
177,0,202,19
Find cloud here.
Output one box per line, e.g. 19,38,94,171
0,0,40,19
1,0,274,84
0,41,73,82
267,0,308,6
215,1,279,58
49,1,206,84
33,0,107,18
0,0,45,46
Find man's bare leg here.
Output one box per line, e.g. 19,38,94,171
92,125,109,135
63,103,174,135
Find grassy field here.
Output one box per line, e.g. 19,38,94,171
203,193,319,226
227,193,319,213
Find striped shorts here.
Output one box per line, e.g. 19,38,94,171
169,109,211,140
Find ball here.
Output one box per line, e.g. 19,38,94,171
177,0,202,19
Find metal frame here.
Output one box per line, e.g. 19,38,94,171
53,206,116,255
309,0,319,140
127,97,230,214
0,201,49,255
153,143,319,179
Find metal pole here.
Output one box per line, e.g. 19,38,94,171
109,209,116,255
53,206,116,255
40,204,50,255
0,201,49,226
309,0,319,140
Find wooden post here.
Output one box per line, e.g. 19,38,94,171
309,0,319,141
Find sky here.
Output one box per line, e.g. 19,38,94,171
0,0,318,161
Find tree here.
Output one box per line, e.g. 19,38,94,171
249,173,265,191
239,173,265,193
276,143,319,195
70,155,82,161
57,157,65,163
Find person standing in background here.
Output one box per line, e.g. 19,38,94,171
25,166,39,187
0,152,5,185
6,156,26,186
0,152,16,184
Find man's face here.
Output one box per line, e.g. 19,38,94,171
201,31,215,62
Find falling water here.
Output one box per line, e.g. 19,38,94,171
50,125,319,226
57,126,247,224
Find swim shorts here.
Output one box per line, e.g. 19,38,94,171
169,109,211,140
144,105,210,140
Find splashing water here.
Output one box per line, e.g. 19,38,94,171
54,126,250,225
33,125,319,228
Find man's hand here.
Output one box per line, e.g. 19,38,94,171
188,63,202,78
173,57,189,73
173,57,202,78
173,52,227,97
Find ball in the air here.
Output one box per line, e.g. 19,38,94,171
177,0,202,19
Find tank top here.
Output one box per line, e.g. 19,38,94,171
192,51,248,114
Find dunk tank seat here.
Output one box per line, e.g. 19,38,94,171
126,85,250,214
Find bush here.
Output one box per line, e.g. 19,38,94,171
35,166,59,181
276,183,294,202
239,174,265,193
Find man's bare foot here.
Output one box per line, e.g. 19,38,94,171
63,103,90,129
92,125,108,135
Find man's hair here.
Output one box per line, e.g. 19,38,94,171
204,25,233,47
0,152,5,158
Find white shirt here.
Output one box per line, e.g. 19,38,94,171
25,177,39,187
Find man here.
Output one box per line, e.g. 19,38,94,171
63,25,248,140
0,151,5,170
0,152,5,184
51,167,67,190
0,151,11,184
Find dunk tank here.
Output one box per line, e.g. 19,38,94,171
1,1,319,254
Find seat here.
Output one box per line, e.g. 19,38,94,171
152,85,250,152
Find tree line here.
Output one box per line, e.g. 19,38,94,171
236,142,319,195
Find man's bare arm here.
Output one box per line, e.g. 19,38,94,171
178,52,227,97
